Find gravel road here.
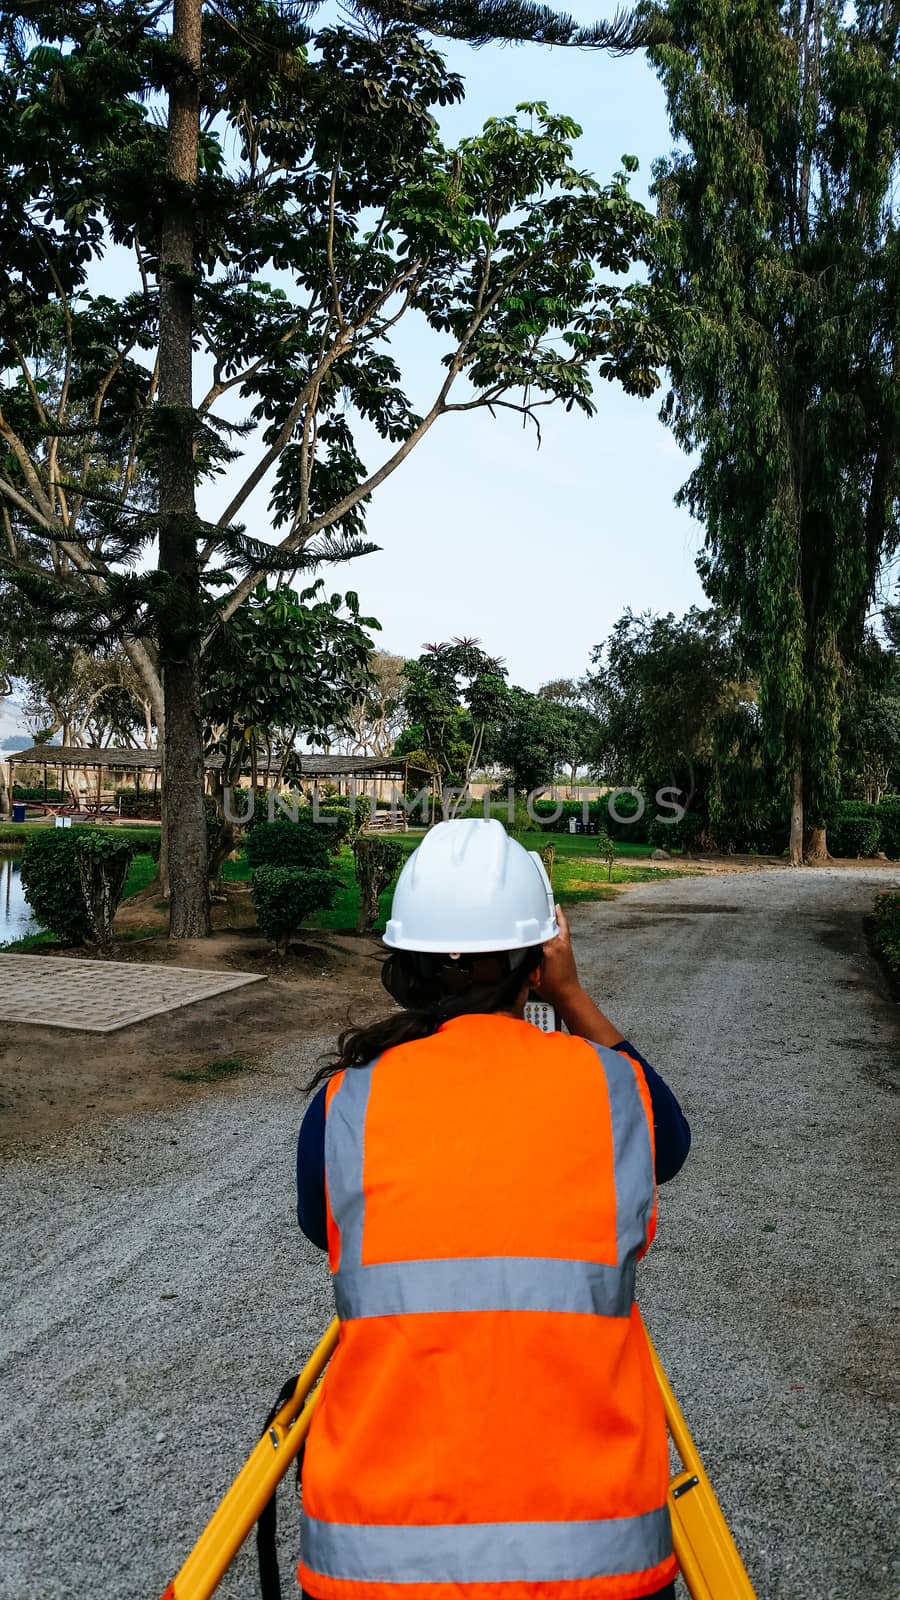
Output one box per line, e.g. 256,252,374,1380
1,866,898,1600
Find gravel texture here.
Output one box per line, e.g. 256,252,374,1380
1,866,898,1600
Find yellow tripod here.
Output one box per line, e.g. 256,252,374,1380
161,1318,757,1600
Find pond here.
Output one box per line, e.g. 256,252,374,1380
0,855,39,945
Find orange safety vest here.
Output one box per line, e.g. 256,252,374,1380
299,1012,676,1600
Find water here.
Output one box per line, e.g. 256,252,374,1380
0,856,38,945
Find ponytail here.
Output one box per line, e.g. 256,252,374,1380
306,945,542,1092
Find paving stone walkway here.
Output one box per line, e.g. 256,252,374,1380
0,954,265,1032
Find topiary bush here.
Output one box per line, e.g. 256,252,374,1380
828,801,881,858
75,830,136,954
352,837,403,934
876,796,900,859
20,830,92,943
251,865,337,952
244,816,332,874
19,827,136,945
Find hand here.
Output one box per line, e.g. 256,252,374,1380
535,904,582,1008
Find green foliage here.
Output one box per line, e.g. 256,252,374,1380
488,687,595,794
647,811,705,853
251,865,337,950
115,789,161,818
315,804,356,853
74,829,136,952
649,0,900,845
203,581,378,788
594,826,616,880
876,797,900,860
827,802,881,859
19,826,137,945
871,892,900,981
402,641,509,795
244,818,332,874
19,831,92,945
352,836,404,933
12,786,66,802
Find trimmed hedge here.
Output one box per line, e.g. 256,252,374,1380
251,865,337,949
244,817,332,874
352,836,403,933
19,827,141,945
876,796,900,859
528,795,650,842
828,801,881,858
13,785,67,802
20,831,92,943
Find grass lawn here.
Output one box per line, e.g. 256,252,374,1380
307,831,682,935
5,827,681,951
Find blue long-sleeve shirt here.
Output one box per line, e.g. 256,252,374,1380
296,1037,690,1251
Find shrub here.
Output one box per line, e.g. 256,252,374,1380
115,789,162,818
871,891,900,980
251,865,337,950
527,794,651,842
876,796,900,859
244,817,331,874
13,785,66,802
20,830,92,943
352,836,403,933
74,830,136,954
19,826,136,945
828,801,881,858
648,811,706,853
594,827,616,880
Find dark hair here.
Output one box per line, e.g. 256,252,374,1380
306,946,543,1091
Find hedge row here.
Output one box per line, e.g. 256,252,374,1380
12,785,68,802
828,797,900,858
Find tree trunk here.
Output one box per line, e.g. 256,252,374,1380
804,825,830,864
788,764,804,866
0,760,9,819
157,0,209,938
77,850,131,957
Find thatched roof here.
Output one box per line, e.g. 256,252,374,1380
8,745,432,778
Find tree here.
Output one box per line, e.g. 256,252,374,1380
489,686,589,793
203,578,377,876
839,624,900,802
402,638,509,804
1,4,671,934
648,0,900,863
537,678,599,786
328,651,407,756
583,607,742,811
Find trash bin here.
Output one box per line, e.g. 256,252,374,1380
12,802,26,823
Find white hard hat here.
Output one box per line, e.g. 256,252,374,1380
383,819,559,954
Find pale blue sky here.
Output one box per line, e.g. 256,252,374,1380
205,35,708,691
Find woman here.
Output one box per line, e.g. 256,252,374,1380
296,818,690,1600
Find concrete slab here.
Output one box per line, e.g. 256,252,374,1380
0,953,265,1032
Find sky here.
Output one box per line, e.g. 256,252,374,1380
2,25,708,751
201,32,708,692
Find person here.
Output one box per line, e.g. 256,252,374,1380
295,818,691,1600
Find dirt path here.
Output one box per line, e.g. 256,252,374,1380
1,867,898,1599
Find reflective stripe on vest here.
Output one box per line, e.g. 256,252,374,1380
324,1042,654,1319
303,1505,673,1583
